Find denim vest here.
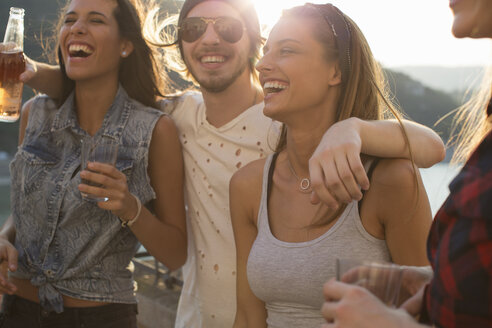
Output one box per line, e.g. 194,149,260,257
9,86,163,313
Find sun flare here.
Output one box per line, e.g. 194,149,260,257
247,0,490,67
251,0,329,37
250,1,282,36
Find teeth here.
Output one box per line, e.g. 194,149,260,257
68,44,93,55
201,56,225,63
264,81,287,90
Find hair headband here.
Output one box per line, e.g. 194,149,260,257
305,3,352,83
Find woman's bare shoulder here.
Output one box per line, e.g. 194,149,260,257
370,158,418,189
230,157,268,191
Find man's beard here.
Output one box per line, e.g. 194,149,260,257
187,59,249,93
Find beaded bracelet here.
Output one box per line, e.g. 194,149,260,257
121,194,142,228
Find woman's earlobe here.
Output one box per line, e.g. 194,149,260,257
121,40,134,58
328,64,343,86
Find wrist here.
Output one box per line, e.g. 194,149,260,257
349,116,363,138
119,194,142,228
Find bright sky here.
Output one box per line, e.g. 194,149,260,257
251,0,492,68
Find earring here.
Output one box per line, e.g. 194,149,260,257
122,51,127,57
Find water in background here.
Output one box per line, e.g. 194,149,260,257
420,162,460,216
0,162,460,225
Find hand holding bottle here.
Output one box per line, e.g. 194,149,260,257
0,7,25,123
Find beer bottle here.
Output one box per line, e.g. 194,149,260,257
0,7,26,123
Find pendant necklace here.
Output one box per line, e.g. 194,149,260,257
286,156,312,193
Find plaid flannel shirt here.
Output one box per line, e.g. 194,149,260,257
422,117,492,327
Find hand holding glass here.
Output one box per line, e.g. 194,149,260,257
336,258,403,307
80,137,119,202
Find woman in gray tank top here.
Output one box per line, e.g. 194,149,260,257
231,3,436,328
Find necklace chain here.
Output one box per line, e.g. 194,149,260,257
286,157,312,193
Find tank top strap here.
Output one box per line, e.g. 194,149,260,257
257,153,279,231
358,158,380,211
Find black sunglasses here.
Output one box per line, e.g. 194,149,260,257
179,16,246,43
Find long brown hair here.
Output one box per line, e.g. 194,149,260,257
56,0,164,107
448,67,492,163
274,4,417,225
275,4,411,152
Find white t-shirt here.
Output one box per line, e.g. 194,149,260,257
161,92,278,328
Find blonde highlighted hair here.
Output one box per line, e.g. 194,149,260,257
448,66,492,163
273,4,418,226
275,4,411,155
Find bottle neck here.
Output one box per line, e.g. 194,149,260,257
3,17,24,51
3,8,24,52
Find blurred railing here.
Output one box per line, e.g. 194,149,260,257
133,251,183,289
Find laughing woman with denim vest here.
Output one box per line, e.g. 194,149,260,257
0,0,186,327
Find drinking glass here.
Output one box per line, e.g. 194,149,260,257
80,137,118,202
336,258,403,307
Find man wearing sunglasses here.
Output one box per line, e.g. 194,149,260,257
160,1,270,327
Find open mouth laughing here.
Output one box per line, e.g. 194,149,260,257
68,43,94,58
263,81,288,95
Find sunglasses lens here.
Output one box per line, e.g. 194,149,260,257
180,18,206,43
179,17,244,43
215,17,244,43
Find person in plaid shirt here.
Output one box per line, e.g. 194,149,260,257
419,96,492,328
320,0,492,327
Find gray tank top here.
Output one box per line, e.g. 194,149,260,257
247,153,392,328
